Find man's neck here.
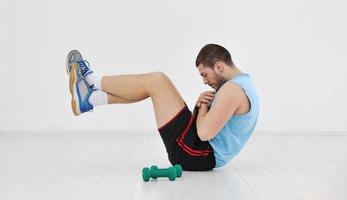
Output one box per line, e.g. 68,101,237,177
224,66,242,81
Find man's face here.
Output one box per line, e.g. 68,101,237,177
197,64,226,91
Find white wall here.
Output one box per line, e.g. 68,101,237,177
0,0,346,131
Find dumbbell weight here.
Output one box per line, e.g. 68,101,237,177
142,164,183,182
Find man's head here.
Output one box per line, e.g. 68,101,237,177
196,44,235,91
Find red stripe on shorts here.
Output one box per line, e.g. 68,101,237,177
176,140,210,156
176,115,213,156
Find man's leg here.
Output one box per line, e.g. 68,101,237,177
101,72,186,128
107,94,138,104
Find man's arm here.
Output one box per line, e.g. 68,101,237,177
196,82,242,141
192,105,200,118
192,90,215,118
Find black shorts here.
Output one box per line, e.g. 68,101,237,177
158,103,216,171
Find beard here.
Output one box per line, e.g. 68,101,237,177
214,77,227,91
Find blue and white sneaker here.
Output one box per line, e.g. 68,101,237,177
69,63,96,116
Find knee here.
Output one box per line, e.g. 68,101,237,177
149,71,171,84
152,71,169,80
145,72,172,94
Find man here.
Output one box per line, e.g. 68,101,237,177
66,44,259,171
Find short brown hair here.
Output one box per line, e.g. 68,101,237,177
195,44,234,68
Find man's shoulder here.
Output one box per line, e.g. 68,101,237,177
216,81,251,115
217,82,244,101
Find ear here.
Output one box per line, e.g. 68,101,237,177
215,61,224,73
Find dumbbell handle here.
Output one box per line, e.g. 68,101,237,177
151,168,174,178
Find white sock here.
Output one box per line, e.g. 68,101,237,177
89,90,108,106
86,73,102,90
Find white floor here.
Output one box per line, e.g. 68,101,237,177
0,132,346,200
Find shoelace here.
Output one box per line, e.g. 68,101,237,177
76,60,96,113
77,60,92,77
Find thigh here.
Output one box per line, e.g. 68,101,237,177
146,72,186,129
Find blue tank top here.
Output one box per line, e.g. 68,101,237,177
209,73,259,167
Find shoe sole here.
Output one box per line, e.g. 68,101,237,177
65,50,83,76
69,63,81,116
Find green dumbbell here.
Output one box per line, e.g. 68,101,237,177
142,164,183,182
173,164,182,177
151,164,182,178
